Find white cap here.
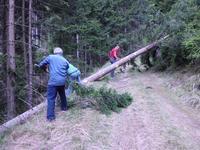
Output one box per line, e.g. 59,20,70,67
53,47,63,54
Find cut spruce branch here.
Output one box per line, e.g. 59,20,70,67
0,35,168,134
82,35,169,83
70,84,133,115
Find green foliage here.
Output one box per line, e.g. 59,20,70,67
38,0,197,78
152,0,175,12
44,0,197,69
153,60,168,71
73,83,133,115
142,0,200,67
183,33,200,59
98,88,120,113
0,135,6,145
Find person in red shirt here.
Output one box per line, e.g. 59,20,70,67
108,45,120,78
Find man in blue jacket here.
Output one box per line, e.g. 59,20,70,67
37,47,69,121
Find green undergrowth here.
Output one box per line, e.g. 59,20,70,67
0,134,6,145
68,83,133,115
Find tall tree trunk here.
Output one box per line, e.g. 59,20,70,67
99,55,102,65
28,0,33,108
84,50,87,76
2,0,7,121
89,52,92,69
6,0,16,120
35,14,39,46
76,33,80,61
22,0,28,102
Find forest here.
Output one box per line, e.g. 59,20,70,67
0,0,200,124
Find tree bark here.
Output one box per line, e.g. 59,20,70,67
28,0,33,108
76,33,80,61
1,0,7,122
82,36,169,83
22,0,29,103
0,102,46,133
89,52,92,68
6,0,16,120
84,50,87,75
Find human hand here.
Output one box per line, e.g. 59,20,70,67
34,64,40,68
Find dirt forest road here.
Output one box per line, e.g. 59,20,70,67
108,71,200,150
2,70,200,150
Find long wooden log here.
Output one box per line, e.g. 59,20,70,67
82,35,169,83
0,36,168,134
0,102,46,134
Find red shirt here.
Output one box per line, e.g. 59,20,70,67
109,46,120,59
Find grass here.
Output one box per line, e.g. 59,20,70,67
0,71,133,149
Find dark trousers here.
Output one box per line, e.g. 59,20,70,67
110,58,117,78
47,85,67,120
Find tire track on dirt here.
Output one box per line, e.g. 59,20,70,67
109,74,156,150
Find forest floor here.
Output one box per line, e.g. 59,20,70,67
1,67,200,150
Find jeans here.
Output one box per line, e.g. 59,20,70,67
47,85,67,120
65,70,81,97
110,58,117,78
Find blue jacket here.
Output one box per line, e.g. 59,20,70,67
67,63,79,76
39,54,69,86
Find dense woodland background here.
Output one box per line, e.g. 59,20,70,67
0,0,200,123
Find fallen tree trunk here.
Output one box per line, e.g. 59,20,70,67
82,35,169,83
0,102,46,134
0,36,168,134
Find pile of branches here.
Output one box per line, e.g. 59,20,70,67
68,84,133,115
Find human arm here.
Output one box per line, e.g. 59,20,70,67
113,48,120,60
38,56,50,68
34,56,50,71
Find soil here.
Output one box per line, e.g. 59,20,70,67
1,69,200,150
